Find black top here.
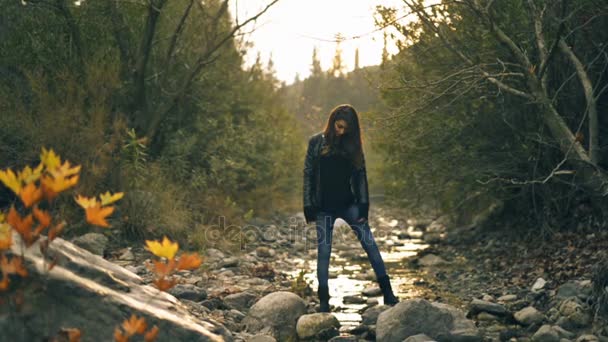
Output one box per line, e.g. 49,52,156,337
319,149,355,211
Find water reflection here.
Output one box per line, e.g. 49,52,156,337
286,214,429,330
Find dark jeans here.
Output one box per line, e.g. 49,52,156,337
315,203,387,288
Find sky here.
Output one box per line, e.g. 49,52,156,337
232,0,405,83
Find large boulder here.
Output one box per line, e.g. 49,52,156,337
0,233,230,341
376,298,480,342
243,291,307,341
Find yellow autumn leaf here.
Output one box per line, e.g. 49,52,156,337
100,191,124,206
41,147,61,170
145,236,179,260
49,161,81,179
0,169,21,195
0,212,4,223
17,163,44,185
75,195,99,209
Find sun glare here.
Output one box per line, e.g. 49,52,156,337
233,0,408,83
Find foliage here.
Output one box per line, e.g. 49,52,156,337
0,0,299,249
372,0,608,229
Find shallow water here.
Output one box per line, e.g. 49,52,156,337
286,214,429,330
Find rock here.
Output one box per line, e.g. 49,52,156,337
404,334,437,342
367,298,379,306
532,325,574,342
514,306,544,326
576,335,599,342
476,312,499,321
118,248,135,261
243,291,307,341
248,335,277,342
256,247,275,258
532,278,547,292
423,233,443,244
362,286,382,297
328,336,358,341
205,248,225,259
418,254,447,267
71,233,108,256
0,233,229,341
557,298,592,329
224,291,257,312
375,298,480,342
556,282,581,299
296,313,340,340
532,325,560,342
498,294,518,302
469,299,508,316
361,305,390,325
220,256,239,268
200,298,230,310
343,295,367,304
168,284,207,302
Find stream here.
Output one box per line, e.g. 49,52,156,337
285,206,430,332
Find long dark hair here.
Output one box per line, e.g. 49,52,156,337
321,104,365,168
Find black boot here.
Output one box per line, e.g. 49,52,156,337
318,285,330,312
378,275,399,306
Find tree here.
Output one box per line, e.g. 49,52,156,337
311,46,323,77
330,33,346,77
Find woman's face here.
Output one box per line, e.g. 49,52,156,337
334,119,348,137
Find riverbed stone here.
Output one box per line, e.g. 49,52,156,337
168,284,208,302
71,232,108,256
243,291,307,340
557,298,592,329
224,291,257,312
514,306,544,326
532,325,560,342
418,254,447,267
575,335,599,342
469,299,508,316
362,286,382,297
343,295,367,304
376,298,480,342
296,313,340,340
404,334,437,342
361,305,390,325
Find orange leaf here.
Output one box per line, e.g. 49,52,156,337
33,206,52,229
144,326,159,342
176,253,203,271
85,205,114,228
7,206,35,246
48,222,66,241
65,328,82,342
151,260,175,278
122,314,147,336
153,277,177,291
41,174,79,199
0,277,9,291
114,328,128,342
19,182,43,208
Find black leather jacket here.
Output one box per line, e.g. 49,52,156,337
303,132,369,224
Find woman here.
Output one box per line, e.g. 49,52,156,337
303,104,399,313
